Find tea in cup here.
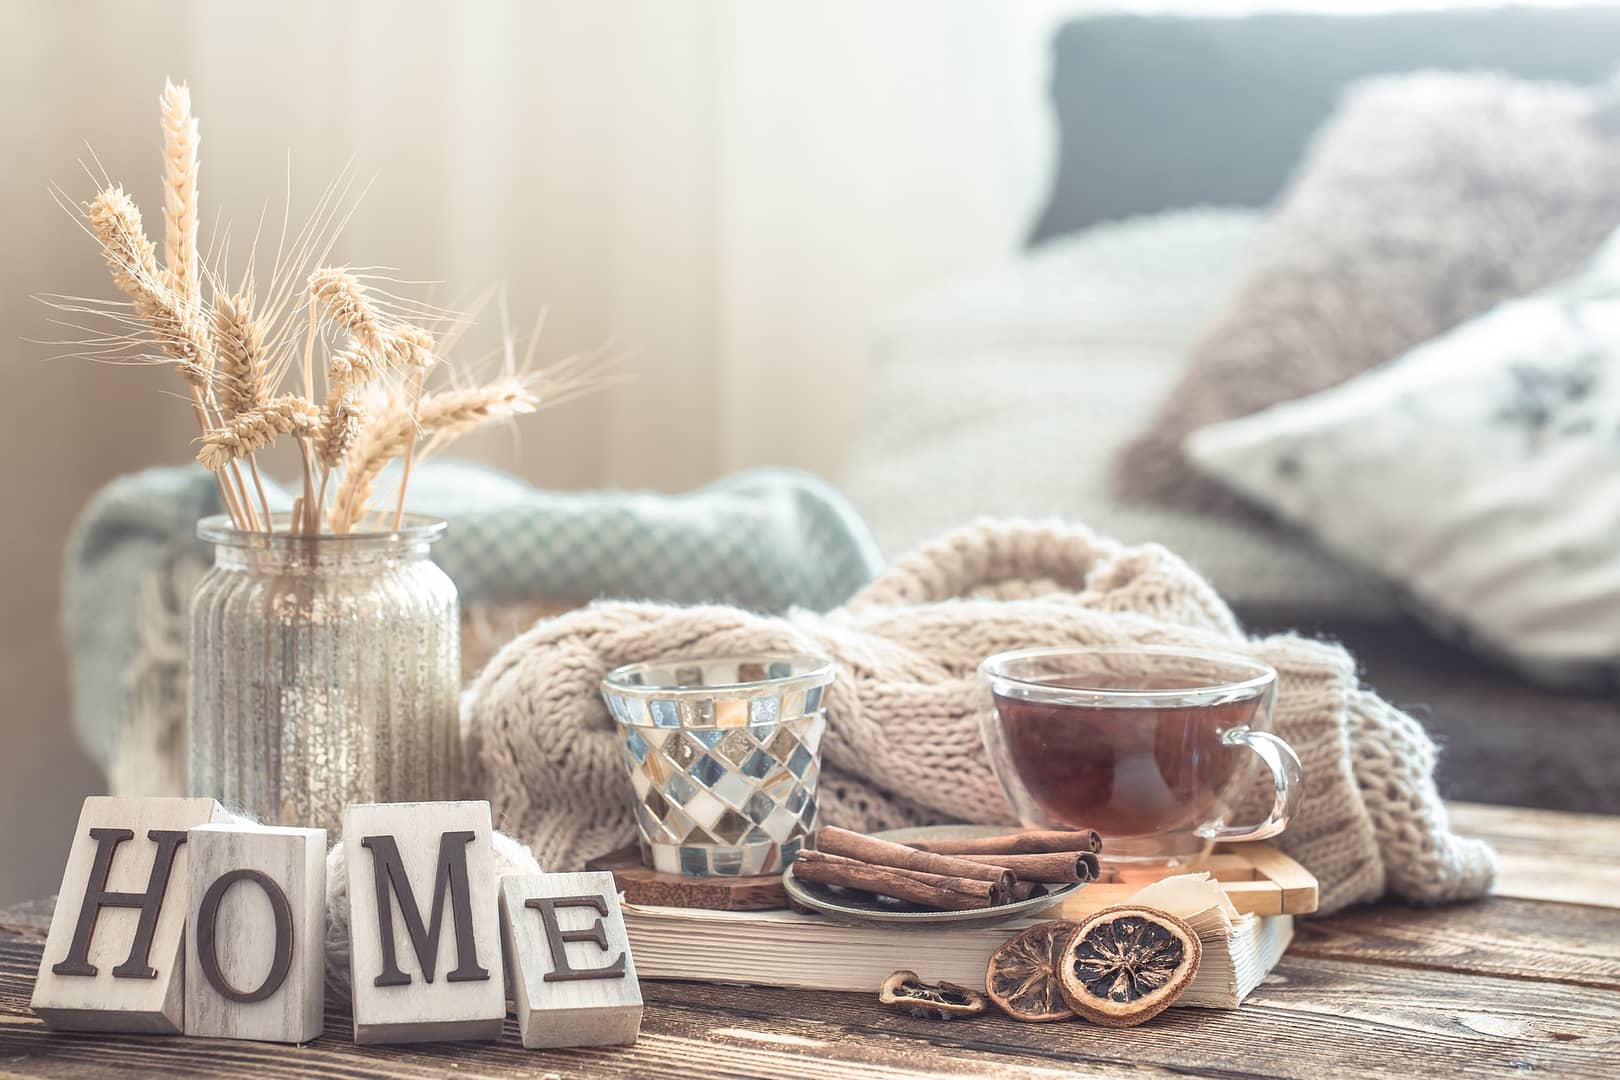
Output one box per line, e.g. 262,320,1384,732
979,646,1302,870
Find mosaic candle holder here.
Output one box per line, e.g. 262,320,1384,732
601,655,834,877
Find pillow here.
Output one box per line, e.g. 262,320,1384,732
841,208,1403,619
1116,70,1620,513
1186,228,1620,687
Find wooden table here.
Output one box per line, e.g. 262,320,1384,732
1,802,1616,1079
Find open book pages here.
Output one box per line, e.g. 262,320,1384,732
622,901,1292,1010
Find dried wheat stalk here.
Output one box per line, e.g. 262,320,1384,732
84,187,211,392
59,81,610,536
197,394,322,470
329,380,537,532
311,268,434,374
211,293,269,416
159,79,202,302
317,392,366,469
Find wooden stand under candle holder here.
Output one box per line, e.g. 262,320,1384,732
587,848,790,911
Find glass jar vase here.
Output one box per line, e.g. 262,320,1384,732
187,514,460,833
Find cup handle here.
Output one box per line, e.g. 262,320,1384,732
1207,728,1304,843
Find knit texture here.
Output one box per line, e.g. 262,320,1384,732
466,520,1495,913
63,462,883,796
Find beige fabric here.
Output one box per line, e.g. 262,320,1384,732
1117,71,1620,512
465,520,1495,914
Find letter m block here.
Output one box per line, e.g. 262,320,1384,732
32,796,227,1032
343,801,506,1044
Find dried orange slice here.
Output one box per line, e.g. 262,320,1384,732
984,920,1078,1022
1057,905,1201,1027
878,970,987,1020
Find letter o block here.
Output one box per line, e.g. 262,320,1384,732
184,824,326,1042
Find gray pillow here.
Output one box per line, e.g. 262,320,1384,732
1116,71,1620,513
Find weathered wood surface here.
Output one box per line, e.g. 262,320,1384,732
500,873,643,1049
183,824,326,1043
1449,801,1620,908
342,801,507,1045
0,801,1615,1078
29,797,227,1035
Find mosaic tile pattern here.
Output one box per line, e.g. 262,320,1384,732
613,708,823,876
605,655,833,876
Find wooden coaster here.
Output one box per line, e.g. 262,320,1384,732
586,847,788,911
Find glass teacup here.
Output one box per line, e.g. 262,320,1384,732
979,646,1303,871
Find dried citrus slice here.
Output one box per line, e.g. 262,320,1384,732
984,920,1078,1022
1057,905,1201,1027
878,970,987,1020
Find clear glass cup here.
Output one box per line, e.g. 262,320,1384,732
187,514,460,834
979,645,1303,872
601,655,834,877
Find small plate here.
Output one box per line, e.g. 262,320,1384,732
781,825,1083,928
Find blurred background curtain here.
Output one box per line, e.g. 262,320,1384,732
0,0,1051,902
0,0,1554,900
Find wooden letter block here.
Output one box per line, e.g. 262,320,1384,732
184,824,326,1043
343,801,506,1044
499,872,642,1049
32,796,227,1032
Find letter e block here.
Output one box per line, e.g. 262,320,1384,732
32,796,228,1032
185,824,326,1043
499,872,642,1049
343,801,505,1044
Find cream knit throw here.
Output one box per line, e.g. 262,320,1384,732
464,520,1495,913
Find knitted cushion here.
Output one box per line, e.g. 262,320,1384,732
1116,70,1620,513
465,520,1494,914
62,462,882,795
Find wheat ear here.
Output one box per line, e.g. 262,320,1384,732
159,79,201,302
310,268,434,371
197,394,321,470
87,184,258,528
317,392,365,470
212,293,276,523
330,379,536,532
85,187,212,392
211,293,269,416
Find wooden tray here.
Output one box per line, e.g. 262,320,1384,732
591,841,1317,916
1060,842,1318,918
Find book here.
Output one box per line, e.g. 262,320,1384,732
623,891,1291,1010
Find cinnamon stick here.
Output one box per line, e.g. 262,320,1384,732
906,829,1102,856
792,850,1006,911
816,827,1016,884
949,851,1100,883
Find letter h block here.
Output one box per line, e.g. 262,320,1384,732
32,797,228,1032
184,824,327,1042
343,801,506,1044
499,872,642,1049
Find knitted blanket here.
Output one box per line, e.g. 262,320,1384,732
64,462,882,796
465,520,1496,914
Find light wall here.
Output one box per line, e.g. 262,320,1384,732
0,0,1053,902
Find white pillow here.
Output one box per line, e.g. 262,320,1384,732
1186,230,1620,685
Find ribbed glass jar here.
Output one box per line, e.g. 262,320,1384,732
187,514,460,833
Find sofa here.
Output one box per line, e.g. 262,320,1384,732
842,7,1620,814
